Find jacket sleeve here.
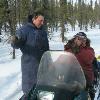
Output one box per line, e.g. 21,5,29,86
11,28,27,49
35,31,49,51
77,47,95,66
83,48,95,64
43,31,49,51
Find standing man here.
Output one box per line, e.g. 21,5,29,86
11,11,49,95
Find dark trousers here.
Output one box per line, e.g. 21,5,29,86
86,82,95,100
88,85,95,100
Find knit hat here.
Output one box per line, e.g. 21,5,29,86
74,32,87,39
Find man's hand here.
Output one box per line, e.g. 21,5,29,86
11,35,18,43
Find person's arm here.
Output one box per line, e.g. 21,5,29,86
84,48,95,64
35,30,49,51
11,28,27,49
43,31,49,51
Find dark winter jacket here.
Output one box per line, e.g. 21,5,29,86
11,23,49,93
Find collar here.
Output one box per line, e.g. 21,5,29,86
27,22,43,30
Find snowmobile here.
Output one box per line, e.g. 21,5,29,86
20,51,86,100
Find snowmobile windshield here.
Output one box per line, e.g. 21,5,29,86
37,51,86,93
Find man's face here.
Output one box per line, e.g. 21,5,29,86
74,37,83,46
33,15,44,28
74,37,86,46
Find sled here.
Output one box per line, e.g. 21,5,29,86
20,51,86,100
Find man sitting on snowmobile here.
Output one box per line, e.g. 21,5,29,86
64,32,95,100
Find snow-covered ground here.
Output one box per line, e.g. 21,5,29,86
0,43,23,100
0,27,100,100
